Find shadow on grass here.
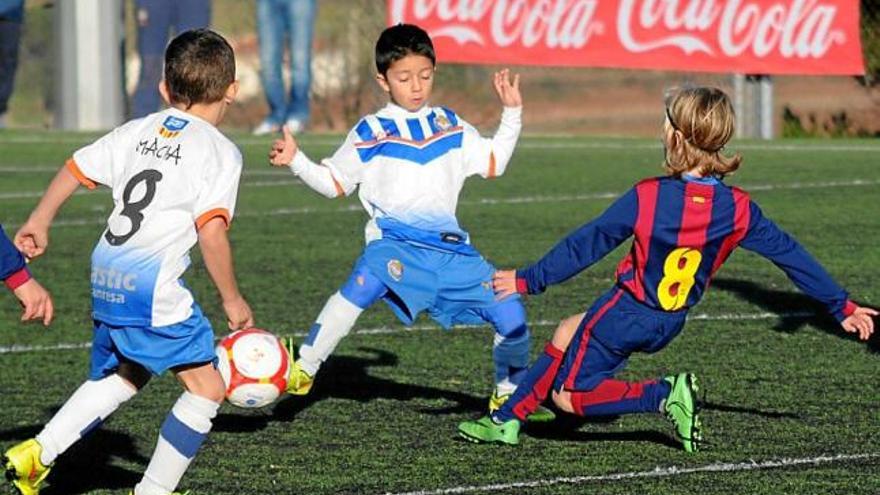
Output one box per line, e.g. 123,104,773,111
0,423,146,494
521,412,681,449
711,278,879,353
213,347,484,433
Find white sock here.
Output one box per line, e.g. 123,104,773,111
35,374,137,466
297,292,364,376
134,392,219,495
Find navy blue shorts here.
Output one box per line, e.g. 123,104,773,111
554,288,687,392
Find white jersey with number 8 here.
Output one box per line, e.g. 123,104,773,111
68,108,242,327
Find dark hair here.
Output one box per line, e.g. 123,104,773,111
164,29,235,108
375,24,435,75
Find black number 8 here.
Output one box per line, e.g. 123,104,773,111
105,169,164,246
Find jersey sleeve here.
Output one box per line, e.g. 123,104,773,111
320,126,368,195
193,142,243,230
69,127,126,189
0,224,31,290
461,106,522,179
518,187,638,295
739,201,856,322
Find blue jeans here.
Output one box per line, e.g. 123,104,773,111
256,0,316,125
131,0,211,118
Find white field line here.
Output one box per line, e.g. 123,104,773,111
0,165,294,178
27,178,878,228
381,453,880,495
4,134,880,152
0,311,815,355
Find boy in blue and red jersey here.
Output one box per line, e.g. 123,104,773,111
458,87,877,452
0,224,53,325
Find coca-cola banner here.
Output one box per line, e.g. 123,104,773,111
387,0,864,75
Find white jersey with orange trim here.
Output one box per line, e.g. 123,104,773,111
289,103,521,243
68,107,242,327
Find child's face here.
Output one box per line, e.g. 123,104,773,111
376,54,435,112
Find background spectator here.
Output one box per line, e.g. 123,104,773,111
253,0,316,135
131,0,211,118
0,0,23,128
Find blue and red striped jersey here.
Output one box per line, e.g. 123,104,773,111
0,223,31,290
517,175,856,322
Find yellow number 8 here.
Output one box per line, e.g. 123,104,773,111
657,247,702,311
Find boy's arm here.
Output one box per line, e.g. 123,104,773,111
269,125,349,198
462,69,522,179
739,202,872,326
500,189,637,297
197,218,253,330
15,166,81,259
1,225,55,326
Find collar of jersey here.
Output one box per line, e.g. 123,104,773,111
681,173,719,185
379,102,434,119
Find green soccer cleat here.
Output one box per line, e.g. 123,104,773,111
458,416,521,445
488,391,556,423
3,439,51,495
664,373,702,453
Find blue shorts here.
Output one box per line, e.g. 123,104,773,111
90,304,217,379
554,288,687,392
358,238,517,329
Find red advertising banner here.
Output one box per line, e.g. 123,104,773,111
387,0,865,75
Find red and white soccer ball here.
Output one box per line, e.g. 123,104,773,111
216,328,290,408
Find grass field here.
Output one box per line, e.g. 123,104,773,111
0,131,878,494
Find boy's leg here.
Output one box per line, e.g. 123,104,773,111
256,0,289,127
458,313,583,444
283,0,316,126
134,362,223,495
292,264,387,394
131,0,172,118
5,324,146,494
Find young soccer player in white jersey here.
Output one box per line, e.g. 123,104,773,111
4,29,253,495
268,23,552,420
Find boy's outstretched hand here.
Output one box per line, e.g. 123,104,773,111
493,269,519,300
841,305,878,341
268,125,298,167
14,278,54,326
493,69,521,108
14,220,49,260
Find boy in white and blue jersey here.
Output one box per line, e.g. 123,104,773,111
269,23,553,420
4,30,253,495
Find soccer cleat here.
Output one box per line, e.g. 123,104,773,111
664,373,702,453
128,491,191,495
458,416,521,445
488,391,556,423
3,439,51,495
283,338,314,395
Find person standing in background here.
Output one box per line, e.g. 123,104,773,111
0,0,23,128
131,0,211,118
253,0,316,135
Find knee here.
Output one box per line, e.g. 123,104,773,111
488,300,528,339
552,389,575,414
189,380,226,404
339,265,386,309
551,313,585,350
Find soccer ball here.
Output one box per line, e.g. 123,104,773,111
215,328,290,408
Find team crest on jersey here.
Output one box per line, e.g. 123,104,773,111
158,116,189,138
434,114,451,131
387,259,403,282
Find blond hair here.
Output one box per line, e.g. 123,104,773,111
663,87,742,178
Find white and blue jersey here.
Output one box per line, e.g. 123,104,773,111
288,102,522,326
68,108,242,375
290,103,521,244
